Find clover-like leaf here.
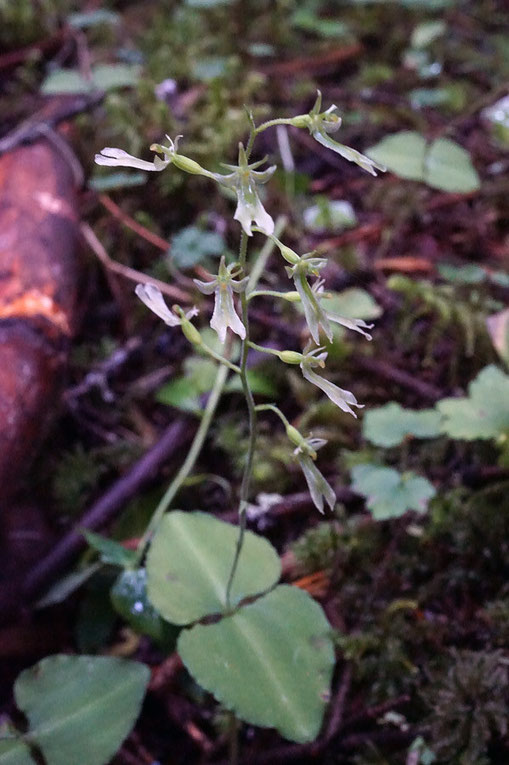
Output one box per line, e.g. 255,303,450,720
366,131,480,192
146,511,281,625
437,365,509,440
12,655,149,765
178,585,334,743
363,402,442,447
351,463,436,520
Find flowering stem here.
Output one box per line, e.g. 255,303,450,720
134,359,229,565
225,229,257,608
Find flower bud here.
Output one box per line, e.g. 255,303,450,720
279,244,301,265
278,350,305,364
173,153,210,176
289,115,312,129
285,424,306,449
180,319,203,346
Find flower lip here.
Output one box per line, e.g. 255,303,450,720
135,283,198,326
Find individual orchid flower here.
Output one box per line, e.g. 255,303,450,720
95,135,216,179
299,346,362,417
294,437,336,514
217,144,276,236
284,426,336,513
194,256,248,343
288,92,385,177
312,280,374,341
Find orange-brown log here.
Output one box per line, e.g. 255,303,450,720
0,138,80,503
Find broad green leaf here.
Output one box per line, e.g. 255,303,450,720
111,569,178,648
292,9,349,38
351,464,436,519
437,365,509,440
363,403,442,447
438,263,487,284
366,132,426,182
14,655,149,765
367,132,479,192
41,65,140,95
425,137,480,193
146,511,281,625
178,585,334,743
322,288,383,320
92,64,141,91
82,530,137,567
41,69,91,95
0,738,33,764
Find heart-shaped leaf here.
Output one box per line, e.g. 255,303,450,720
363,403,442,447
146,511,281,625
424,137,480,193
367,131,480,192
351,463,436,519
14,655,149,765
178,585,334,743
437,365,509,440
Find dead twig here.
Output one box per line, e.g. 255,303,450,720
81,223,191,303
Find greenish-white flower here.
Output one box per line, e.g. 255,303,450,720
290,92,385,176
312,280,374,340
135,283,198,326
300,346,362,417
95,135,215,178
294,436,336,514
217,144,276,237
194,257,248,343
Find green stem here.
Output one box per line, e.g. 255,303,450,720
225,229,257,608
201,342,241,373
255,403,291,429
255,118,298,133
247,341,282,358
135,360,229,565
247,215,287,293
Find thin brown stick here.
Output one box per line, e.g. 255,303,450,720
81,223,191,303
99,194,170,252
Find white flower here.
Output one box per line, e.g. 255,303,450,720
95,147,170,172
194,257,248,343
312,280,374,341
217,144,276,237
294,437,336,513
300,346,362,417
290,92,386,176
135,283,198,326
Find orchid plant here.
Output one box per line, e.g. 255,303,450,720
94,92,384,753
